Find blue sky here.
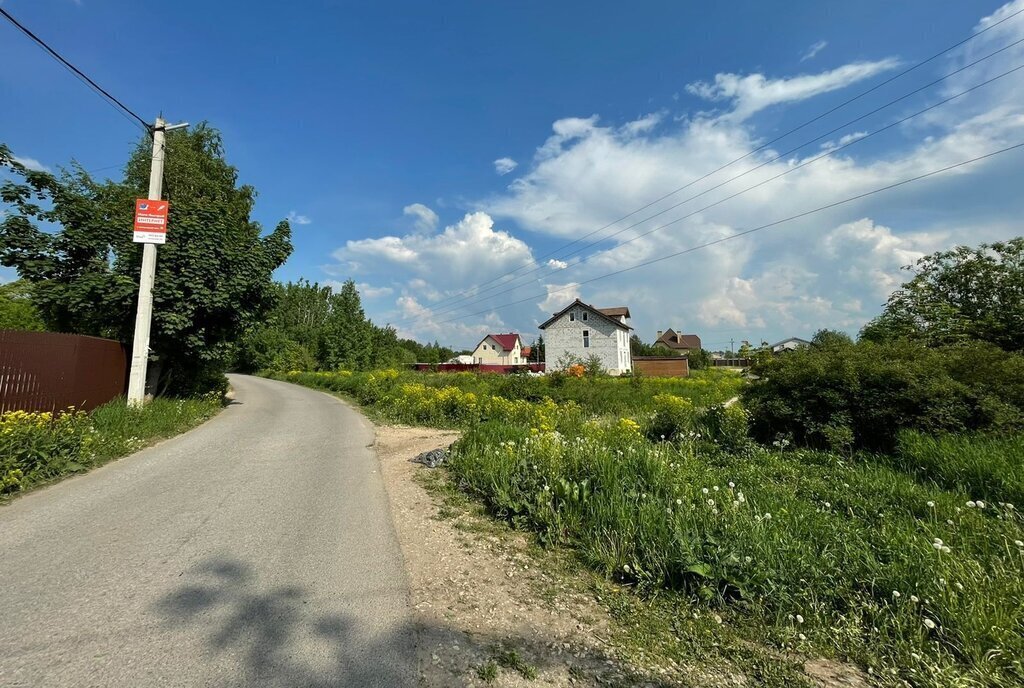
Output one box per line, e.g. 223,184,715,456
2,0,1023,351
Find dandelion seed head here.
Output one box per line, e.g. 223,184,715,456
923,618,936,630
927,501,935,508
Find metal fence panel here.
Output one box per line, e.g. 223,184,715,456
0,330,127,413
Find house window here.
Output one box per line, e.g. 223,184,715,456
583,330,590,348
569,312,575,322
582,312,588,321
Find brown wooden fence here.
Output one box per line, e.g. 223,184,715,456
712,358,753,368
633,356,689,377
0,330,127,413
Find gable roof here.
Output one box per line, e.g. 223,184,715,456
655,328,701,349
597,306,631,319
538,298,632,331
769,337,812,349
476,333,522,351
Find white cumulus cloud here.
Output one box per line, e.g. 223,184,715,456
403,203,439,233
686,58,900,122
494,157,518,175
287,211,312,225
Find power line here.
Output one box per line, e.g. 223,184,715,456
417,5,1024,314
421,40,1015,323
407,40,1024,325
401,55,1024,326
0,6,150,132
421,141,1024,328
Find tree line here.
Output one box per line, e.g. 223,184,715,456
234,279,459,372
0,128,455,394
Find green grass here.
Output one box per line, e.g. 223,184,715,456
448,422,1024,687
475,660,498,682
269,367,1024,686
892,430,1024,507
493,646,538,680
1,394,222,498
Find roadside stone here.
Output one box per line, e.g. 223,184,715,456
412,447,448,468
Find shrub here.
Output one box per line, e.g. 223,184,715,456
698,404,749,451
583,354,605,378
0,410,89,492
743,340,1024,451
647,394,695,441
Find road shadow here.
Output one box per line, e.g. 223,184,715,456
155,556,676,687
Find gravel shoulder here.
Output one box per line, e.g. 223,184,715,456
373,424,673,687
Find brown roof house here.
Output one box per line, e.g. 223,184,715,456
654,329,702,354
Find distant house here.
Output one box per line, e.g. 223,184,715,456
654,329,702,354
770,337,812,354
472,333,524,364
538,299,632,375
447,354,475,365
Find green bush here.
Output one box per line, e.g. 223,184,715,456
743,340,1024,451
647,393,695,441
698,404,749,451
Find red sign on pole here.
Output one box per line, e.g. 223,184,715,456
133,199,169,244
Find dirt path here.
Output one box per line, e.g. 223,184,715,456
374,425,663,687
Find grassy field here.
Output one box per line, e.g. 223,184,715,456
268,368,1024,687
1,395,223,498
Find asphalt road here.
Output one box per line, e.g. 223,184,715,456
0,375,415,687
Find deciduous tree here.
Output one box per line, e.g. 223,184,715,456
0,129,292,394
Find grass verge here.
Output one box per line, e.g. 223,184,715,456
1,394,223,499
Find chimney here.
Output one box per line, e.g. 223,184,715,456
656,330,663,340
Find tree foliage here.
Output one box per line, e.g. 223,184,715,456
235,279,456,372
0,280,45,331
811,328,854,349
860,238,1023,351
0,130,292,394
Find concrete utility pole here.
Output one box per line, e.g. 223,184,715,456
127,117,187,405
126,117,166,406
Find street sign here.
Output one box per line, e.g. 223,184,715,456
133,199,169,244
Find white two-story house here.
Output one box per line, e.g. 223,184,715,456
472,333,524,364
538,299,633,375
